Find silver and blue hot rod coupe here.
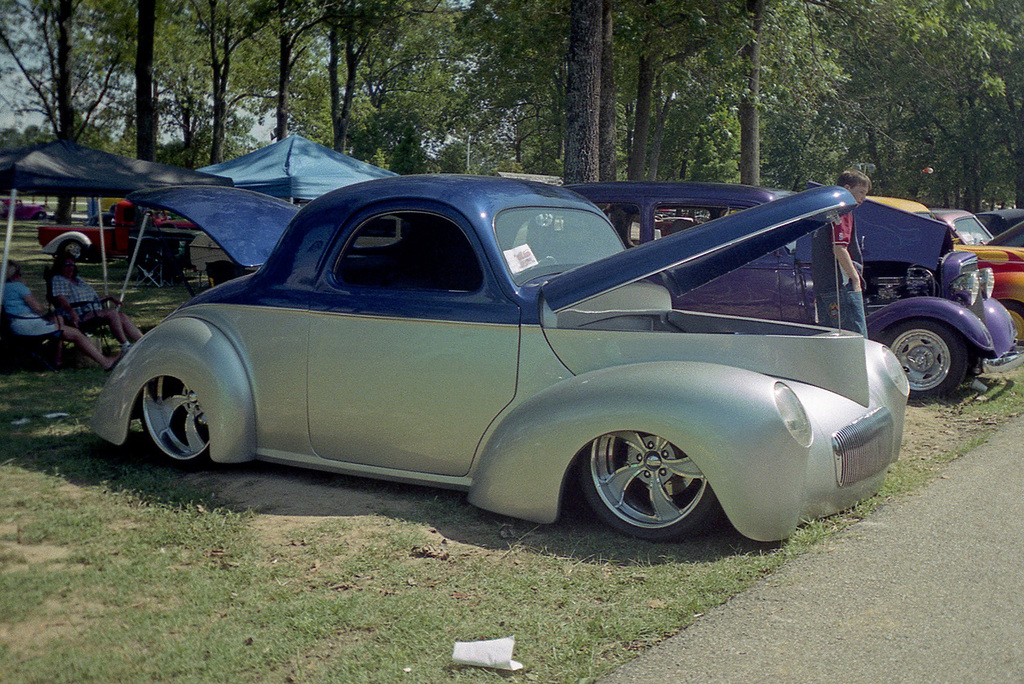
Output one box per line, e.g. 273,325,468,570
92,176,908,542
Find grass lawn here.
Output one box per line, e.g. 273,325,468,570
2,222,1023,682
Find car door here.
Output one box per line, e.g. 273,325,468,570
306,208,521,477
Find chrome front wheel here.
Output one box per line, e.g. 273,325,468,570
881,319,967,397
579,431,722,541
141,376,210,465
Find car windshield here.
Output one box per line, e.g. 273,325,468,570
494,207,624,285
989,221,1024,247
953,216,994,245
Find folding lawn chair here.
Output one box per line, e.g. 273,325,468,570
0,310,62,372
44,264,114,355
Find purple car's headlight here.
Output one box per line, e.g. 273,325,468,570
950,271,980,307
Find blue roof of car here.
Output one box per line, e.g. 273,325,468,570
568,181,792,206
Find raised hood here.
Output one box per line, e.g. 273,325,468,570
542,185,855,312
126,185,299,268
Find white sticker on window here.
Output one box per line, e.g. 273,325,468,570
503,244,538,274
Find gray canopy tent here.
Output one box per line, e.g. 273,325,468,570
0,140,231,309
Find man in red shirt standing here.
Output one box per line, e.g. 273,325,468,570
811,169,872,335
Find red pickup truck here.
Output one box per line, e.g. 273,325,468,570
38,200,196,261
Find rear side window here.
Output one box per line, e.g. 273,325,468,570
335,211,483,292
654,204,737,238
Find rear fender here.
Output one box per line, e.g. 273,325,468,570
91,316,256,464
867,297,993,355
468,361,807,541
41,231,92,255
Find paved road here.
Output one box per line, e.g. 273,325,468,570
601,414,1024,683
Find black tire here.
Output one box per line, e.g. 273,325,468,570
140,375,211,467
880,319,968,398
578,430,724,541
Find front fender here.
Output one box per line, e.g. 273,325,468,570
984,298,1017,355
867,296,994,356
468,361,810,541
91,316,257,464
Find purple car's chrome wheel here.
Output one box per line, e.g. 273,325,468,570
142,376,210,464
580,431,722,541
881,319,967,397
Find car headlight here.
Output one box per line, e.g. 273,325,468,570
978,267,995,299
882,345,911,397
950,271,980,307
774,382,813,448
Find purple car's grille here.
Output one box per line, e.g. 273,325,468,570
832,408,895,487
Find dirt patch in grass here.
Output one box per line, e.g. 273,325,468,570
181,402,985,551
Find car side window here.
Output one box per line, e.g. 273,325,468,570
595,202,641,246
334,211,484,292
654,204,735,239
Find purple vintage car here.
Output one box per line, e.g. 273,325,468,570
570,181,1022,397
1,198,48,220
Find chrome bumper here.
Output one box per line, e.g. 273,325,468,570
983,345,1024,374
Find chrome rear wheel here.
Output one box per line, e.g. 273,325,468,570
141,376,210,464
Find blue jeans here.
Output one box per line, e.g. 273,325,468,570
816,284,868,336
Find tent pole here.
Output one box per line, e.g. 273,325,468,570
0,188,18,312
120,211,150,302
99,202,109,296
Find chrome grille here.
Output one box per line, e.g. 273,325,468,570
832,408,895,487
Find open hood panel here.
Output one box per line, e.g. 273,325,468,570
127,185,299,268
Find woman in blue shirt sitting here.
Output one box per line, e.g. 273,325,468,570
3,260,120,370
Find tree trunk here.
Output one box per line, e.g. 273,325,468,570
55,0,74,222
626,53,654,181
648,88,672,180
564,0,602,184
738,0,765,186
208,1,230,165
56,0,74,141
1007,92,1024,207
328,25,347,152
136,0,157,160
340,39,359,153
598,0,616,181
275,30,292,141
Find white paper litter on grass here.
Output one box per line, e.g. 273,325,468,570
10,417,30,426
452,635,522,670
44,412,70,420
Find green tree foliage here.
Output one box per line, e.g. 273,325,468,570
0,0,134,141
2,0,1023,208
459,0,569,175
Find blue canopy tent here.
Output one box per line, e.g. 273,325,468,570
199,135,396,201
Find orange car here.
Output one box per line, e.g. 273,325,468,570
872,197,1024,338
